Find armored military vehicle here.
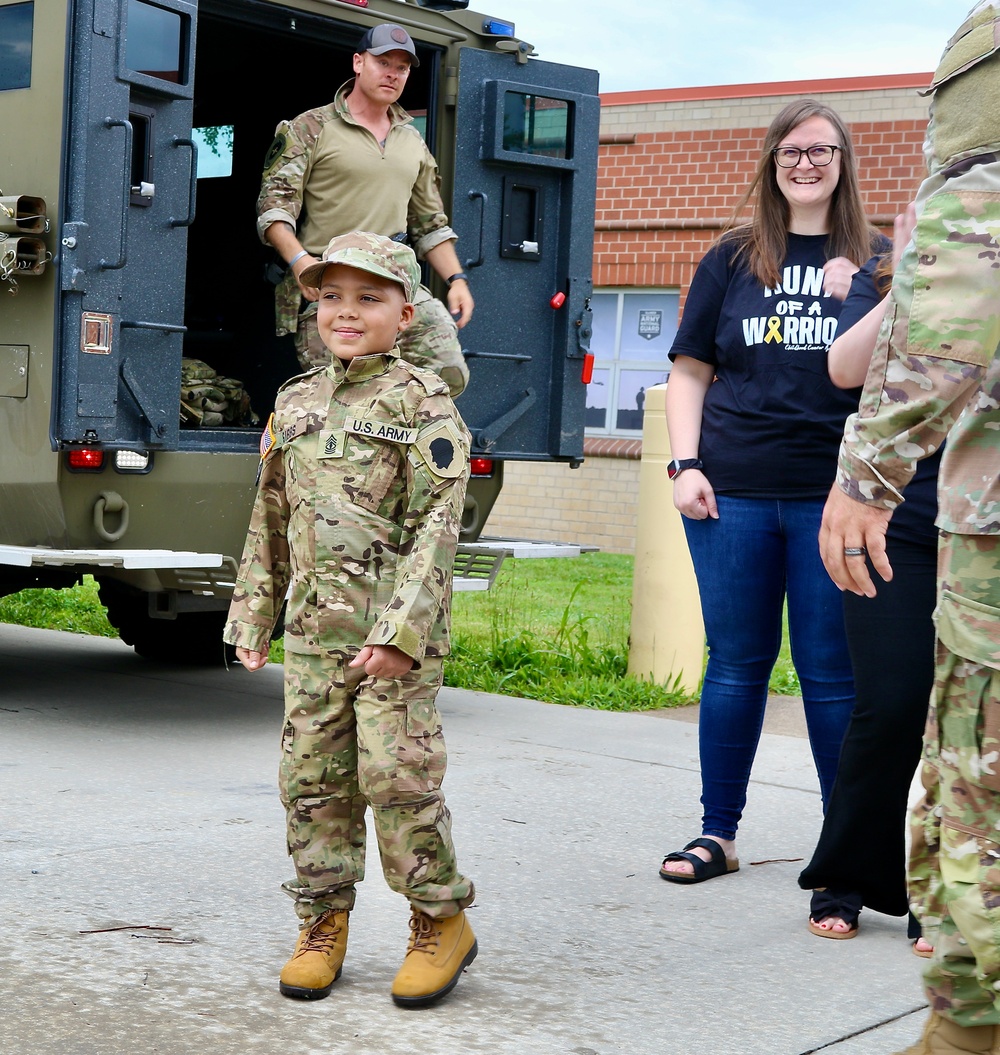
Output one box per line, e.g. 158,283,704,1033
0,0,599,661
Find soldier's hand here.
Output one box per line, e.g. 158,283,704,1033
350,644,414,679
819,485,893,597
292,255,320,302
236,646,268,672
447,280,474,329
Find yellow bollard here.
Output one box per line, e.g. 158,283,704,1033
627,383,705,695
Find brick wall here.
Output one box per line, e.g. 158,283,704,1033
486,439,642,554
487,74,932,553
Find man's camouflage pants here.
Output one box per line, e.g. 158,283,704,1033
910,532,1000,1026
279,650,475,921
294,284,469,397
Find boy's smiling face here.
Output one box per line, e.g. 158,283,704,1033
316,263,413,361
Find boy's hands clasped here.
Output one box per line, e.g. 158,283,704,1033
236,643,412,679
350,644,414,679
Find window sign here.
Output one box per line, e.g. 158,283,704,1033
619,293,680,361
638,310,662,341
587,289,680,436
0,3,33,91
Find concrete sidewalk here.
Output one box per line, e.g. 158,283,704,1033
0,623,927,1055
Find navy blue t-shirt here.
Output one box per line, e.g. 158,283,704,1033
669,231,885,498
837,257,941,546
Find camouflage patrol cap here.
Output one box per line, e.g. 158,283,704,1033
357,23,420,67
298,232,420,301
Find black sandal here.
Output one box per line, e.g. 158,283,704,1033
660,838,739,884
808,887,862,940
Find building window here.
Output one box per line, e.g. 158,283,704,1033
587,289,679,435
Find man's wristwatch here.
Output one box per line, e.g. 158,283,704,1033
446,271,469,286
667,458,704,480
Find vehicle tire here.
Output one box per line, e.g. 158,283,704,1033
127,611,235,666
100,584,234,665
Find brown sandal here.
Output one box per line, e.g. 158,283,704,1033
808,888,861,940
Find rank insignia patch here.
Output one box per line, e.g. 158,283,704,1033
318,429,345,458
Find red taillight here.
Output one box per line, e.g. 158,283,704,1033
581,352,595,384
470,457,494,477
66,449,105,471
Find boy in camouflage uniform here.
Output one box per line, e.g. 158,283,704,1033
257,23,472,397
224,232,477,1008
819,5,1000,1052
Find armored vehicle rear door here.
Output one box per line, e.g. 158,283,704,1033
451,50,599,462
56,0,197,450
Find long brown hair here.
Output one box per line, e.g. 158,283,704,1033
725,99,879,289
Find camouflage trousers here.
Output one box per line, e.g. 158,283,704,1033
909,532,1000,1026
294,284,469,397
279,650,475,922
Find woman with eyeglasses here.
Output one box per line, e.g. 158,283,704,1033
659,99,888,887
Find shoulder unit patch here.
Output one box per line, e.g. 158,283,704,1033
414,419,466,480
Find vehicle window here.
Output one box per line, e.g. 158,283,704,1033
193,125,234,179
502,92,571,159
0,3,33,92
125,0,185,84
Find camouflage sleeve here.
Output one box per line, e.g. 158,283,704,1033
256,113,321,244
837,177,1000,508
365,395,470,661
223,450,292,651
406,135,457,259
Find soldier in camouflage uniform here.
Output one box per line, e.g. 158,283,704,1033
224,232,477,1009
257,23,472,397
818,5,1000,1052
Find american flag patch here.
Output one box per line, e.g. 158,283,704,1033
259,413,276,459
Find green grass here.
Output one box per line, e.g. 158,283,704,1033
0,575,117,637
446,551,800,709
446,553,687,711
0,556,803,709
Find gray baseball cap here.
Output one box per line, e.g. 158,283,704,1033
357,23,420,67
298,231,420,301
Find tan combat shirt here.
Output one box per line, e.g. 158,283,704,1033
258,81,456,334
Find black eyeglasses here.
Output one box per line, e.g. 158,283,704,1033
772,144,840,168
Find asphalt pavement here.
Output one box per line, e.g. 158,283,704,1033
0,622,929,1055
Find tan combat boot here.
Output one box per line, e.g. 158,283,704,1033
390,909,478,1008
278,910,349,1000
895,1012,1000,1054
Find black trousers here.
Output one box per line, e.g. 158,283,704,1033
798,532,937,917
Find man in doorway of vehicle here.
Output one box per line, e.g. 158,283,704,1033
257,22,473,397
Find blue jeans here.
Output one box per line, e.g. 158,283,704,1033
682,495,855,841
